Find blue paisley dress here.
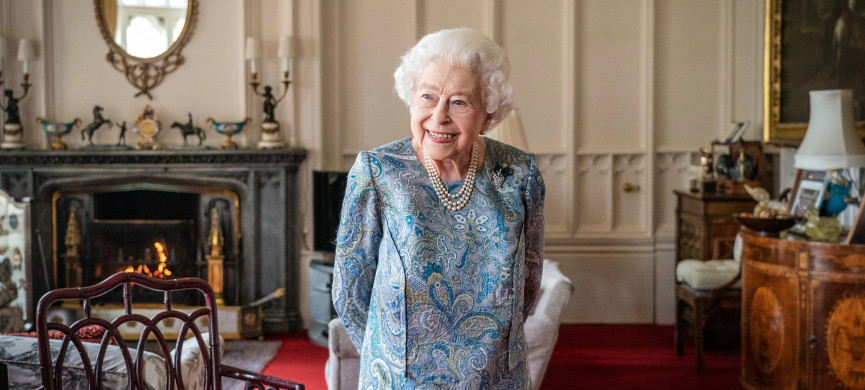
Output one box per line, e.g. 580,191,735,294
332,137,545,390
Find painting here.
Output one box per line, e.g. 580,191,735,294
764,0,865,146
0,191,30,332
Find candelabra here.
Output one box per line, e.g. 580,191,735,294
0,38,34,150
246,36,294,149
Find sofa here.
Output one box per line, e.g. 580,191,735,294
324,259,574,390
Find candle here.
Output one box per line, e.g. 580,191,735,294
17,39,34,75
278,35,293,72
245,37,259,74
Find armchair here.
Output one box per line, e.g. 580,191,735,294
32,271,303,389
324,259,573,390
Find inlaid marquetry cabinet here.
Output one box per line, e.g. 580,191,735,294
674,190,756,261
741,231,865,389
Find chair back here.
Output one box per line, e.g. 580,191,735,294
35,272,221,390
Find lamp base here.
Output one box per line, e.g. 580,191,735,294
1,124,26,149
258,121,284,149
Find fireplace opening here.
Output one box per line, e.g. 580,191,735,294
56,189,237,306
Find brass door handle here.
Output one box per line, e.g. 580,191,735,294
623,182,640,192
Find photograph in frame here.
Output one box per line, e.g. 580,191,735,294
763,0,865,145
845,196,865,244
790,170,828,218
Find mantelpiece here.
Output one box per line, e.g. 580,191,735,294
0,148,307,333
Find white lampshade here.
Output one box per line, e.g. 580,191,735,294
278,35,293,59
245,37,260,60
16,39,34,61
489,108,528,151
795,89,865,170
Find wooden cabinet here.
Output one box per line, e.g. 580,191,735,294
675,190,756,261
741,231,865,389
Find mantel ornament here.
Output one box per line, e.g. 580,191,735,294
0,38,35,150
207,117,250,150
245,36,294,149
36,117,81,150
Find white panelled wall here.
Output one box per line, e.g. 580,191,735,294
5,0,766,326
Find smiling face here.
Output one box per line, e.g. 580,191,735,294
411,61,490,170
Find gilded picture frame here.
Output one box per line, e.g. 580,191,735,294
763,0,865,146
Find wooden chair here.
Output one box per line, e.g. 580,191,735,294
35,271,303,389
674,234,743,375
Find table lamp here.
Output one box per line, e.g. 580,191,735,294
795,89,865,215
489,108,528,151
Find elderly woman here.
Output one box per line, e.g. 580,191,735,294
332,27,545,389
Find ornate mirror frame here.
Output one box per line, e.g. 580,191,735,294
93,0,199,100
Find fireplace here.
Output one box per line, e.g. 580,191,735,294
0,149,306,332
58,188,236,306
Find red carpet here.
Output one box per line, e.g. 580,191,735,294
261,332,330,389
544,324,743,390
262,325,743,390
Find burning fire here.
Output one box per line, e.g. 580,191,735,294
125,242,173,278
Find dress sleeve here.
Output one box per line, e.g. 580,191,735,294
522,152,546,317
332,151,383,351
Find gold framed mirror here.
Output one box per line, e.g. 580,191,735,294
94,0,199,99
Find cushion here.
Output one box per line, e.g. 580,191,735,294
676,233,743,290
676,259,740,289
0,334,167,390
0,332,221,390
171,332,225,390
3,324,117,344
525,260,573,390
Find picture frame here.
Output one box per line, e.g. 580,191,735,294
0,190,31,332
763,0,865,146
788,170,827,218
845,196,865,244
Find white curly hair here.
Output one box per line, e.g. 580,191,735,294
394,28,513,127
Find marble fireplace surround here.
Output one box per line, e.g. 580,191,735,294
0,149,307,333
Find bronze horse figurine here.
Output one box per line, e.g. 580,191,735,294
171,113,206,146
80,106,112,145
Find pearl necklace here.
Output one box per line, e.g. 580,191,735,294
423,142,479,211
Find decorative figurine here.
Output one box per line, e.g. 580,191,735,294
0,41,34,150
207,117,250,149
744,184,789,218
715,154,734,180
699,147,714,179
804,206,842,243
135,104,161,150
171,112,206,147
207,205,225,304
731,153,754,182
251,82,289,149
0,89,28,150
116,121,128,147
80,106,113,146
36,117,82,150
822,170,852,216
